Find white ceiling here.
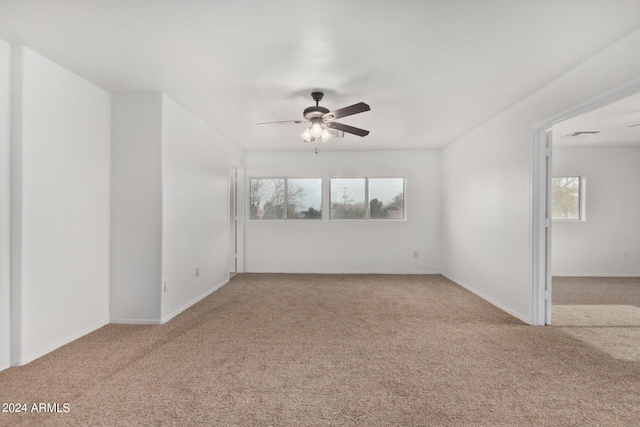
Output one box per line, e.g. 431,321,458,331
553,91,640,148
1,0,639,151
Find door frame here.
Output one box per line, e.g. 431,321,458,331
228,160,244,276
530,77,640,325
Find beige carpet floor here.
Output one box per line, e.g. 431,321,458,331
1,274,640,426
552,276,640,307
552,305,640,327
552,276,640,364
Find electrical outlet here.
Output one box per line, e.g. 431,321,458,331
624,252,630,259
196,266,200,277
164,280,170,292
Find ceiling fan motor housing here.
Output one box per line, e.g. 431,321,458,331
303,106,330,120
304,91,333,120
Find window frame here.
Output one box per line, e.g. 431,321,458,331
551,175,586,222
248,177,323,221
329,176,405,221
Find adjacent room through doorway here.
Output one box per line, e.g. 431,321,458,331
548,91,640,361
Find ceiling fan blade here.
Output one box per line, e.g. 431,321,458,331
256,120,307,126
326,121,370,137
324,102,370,121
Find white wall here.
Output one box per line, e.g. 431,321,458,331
11,46,111,365
441,28,640,323
244,150,440,274
111,93,244,324
0,39,11,370
552,147,640,276
111,94,163,323
161,95,243,321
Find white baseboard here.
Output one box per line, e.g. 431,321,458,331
16,320,109,366
553,274,640,278
441,273,531,325
110,279,231,326
160,278,230,324
0,360,11,372
110,318,163,325
243,270,440,275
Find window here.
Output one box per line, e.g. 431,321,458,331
250,178,322,220
287,178,322,219
330,177,404,220
330,178,366,219
552,176,585,220
369,178,404,219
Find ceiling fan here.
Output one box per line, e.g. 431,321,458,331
257,92,370,142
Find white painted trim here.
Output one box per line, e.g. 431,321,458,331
530,77,640,327
112,278,231,325
110,318,163,325
553,274,640,278
230,160,245,274
530,127,549,326
15,321,107,366
530,77,640,130
228,160,245,275
229,159,244,169
0,361,10,372
160,278,230,324
244,270,440,275
228,165,236,275
442,273,530,325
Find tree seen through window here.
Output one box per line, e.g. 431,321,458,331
552,176,581,220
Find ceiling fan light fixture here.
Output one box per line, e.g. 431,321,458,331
321,128,333,142
310,118,324,138
301,128,313,142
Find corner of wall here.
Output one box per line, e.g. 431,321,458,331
110,93,163,323
0,38,13,370
160,277,230,324
8,42,24,366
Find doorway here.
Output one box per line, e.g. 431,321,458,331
532,82,640,326
549,92,640,355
